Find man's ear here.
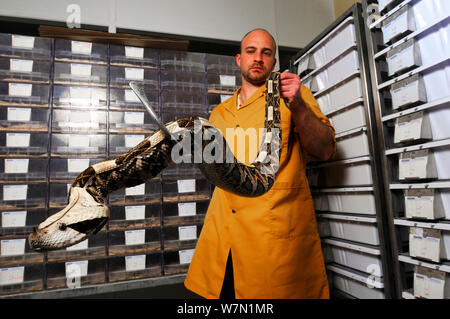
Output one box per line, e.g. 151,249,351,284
272,58,277,71
236,53,241,67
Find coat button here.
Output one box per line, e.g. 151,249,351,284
232,209,236,214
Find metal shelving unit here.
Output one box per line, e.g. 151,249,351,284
362,0,450,299
291,3,394,299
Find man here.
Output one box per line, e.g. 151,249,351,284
184,28,336,299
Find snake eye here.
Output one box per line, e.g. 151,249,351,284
59,223,67,231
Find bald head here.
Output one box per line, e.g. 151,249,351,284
240,28,277,56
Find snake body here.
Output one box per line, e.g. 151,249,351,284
28,71,283,251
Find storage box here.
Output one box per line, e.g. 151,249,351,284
334,129,370,160
163,248,195,275
46,258,106,290
0,131,48,155
50,132,107,156
108,132,149,154
391,74,427,110
162,200,208,226
206,54,240,75
109,179,161,205
322,159,373,187
161,70,205,91
0,182,46,210
414,265,450,299
110,66,158,88
404,188,450,220
423,67,450,103
163,223,203,251
46,232,106,262
207,73,241,92
296,54,315,76
161,89,206,114
328,103,366,134
324,22,356,63
53,62,108,87
386,38,421,76
398,149,437,181
312,45,327,70
108,253,162,282
0,34,52,60
162,163,203,180
317,214,380,245
108,203,161,231
314,189,377,215
0,157,47,182
326,50,360,89
52,85,107,109
382,5,416,44
428,107,450,140
0,57,51,83
329,76,363,110
48,182,73,208
0,106,49,132
49,157,105,181
109,109,159,133
110,45,159,68
409,226,450,262
327,264,385,299
0,263,43,295
0,235,43,266
0,208,47,236
394,111,432,144
322,238,383,276
52,108,107,133
109,87,158,111
108,228,161,256
162,178,210,203
0,82,50,107
54,39,107,64
160,51,205,72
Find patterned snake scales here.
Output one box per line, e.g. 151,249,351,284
28,71,283,251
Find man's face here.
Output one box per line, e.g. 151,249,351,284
236,30,277,86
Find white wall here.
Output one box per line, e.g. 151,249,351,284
0,0,335,48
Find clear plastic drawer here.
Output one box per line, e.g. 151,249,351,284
0,131,48,155
51,108,107,133
162,200,208,226
108,252,162,283
109,179,161,206
109,203,161,231
160,51,205,72
163,248,195,275
49,157,105,181
108,228,161,256
110,45,159,68
110,66,158,88
0,57,51,83
0,157,48,181
110,87,158,111
0,105,49,132
53,62,108,86
162,223,203,251
0,82,50,107
0,263,43,295
54,39,107,64
0,182,47,210
50,133,107,156
52,85,107,109
0,34,52,60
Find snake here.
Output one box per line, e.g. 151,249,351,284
28,71,283,251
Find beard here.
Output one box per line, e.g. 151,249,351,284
242,65,271,86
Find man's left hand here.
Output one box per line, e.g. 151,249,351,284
279,72,302,104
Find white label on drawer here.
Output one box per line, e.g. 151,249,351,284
125,229,145,246
70,63,92,77
3,185,27,201
11,35,34,49
71,41,92,55
399,156,427,179
125,254,146,271
179,249,195,264
70,87,91,99
125,68,144,80
124,112,144,125
6,133,30,147
65,260,88,278
405,196,434,219
125,89,140,102
10,59,33,73
0,266,24,285
220,94,233,103
125,135,144,148
1,239,26,256
68,134,90,148
414,273,445,299
395,118,422,143
125,205,145,220
220,75,236,87
125,183,145,196
125,46,144,59
2,211,27,228
5,158,29,174
177,179,196,193
7,107,31,122
178,225,197,241
392,81,419,108
67,158,90,173
66,239,88,251
388,45,414,74
383,11,408,42
178,202,196,216
9,83,32,97
410,233,440,262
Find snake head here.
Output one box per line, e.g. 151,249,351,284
28,187,109,251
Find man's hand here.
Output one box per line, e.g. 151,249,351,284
279,72,302,105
